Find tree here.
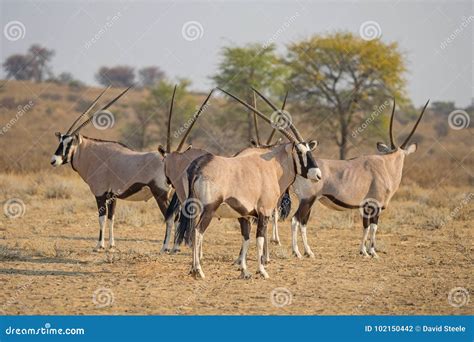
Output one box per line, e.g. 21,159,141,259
2,54,31,80
286,32,407,159
211,43,288,141
96,66,135,87
28,44,54,82
121,78,195,150
431,101,455,117
138,66,165,88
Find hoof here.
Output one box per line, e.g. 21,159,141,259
369,249,379,258
360,250,370,258
256,269,269,279
239,270,252,279
93,246,105,252
270,239,281,246
292,251,302,259
189,268,205,279
159,247,171,254
170,248,181,255
108,246,116,252
304,251,315,258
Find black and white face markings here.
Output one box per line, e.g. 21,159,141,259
51,133,75,167
293,141,321,182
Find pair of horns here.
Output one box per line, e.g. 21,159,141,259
165,86,215,153
218,88,302,144
265,90,288,145
253,90,289,145
66,85,132,135
389,99,430,149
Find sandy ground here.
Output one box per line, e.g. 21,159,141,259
0,180,472,315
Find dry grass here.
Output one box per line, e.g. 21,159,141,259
0,173,472,315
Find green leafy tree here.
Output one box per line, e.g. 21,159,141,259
211,43,288,141
121,78,196,150
286,32,407,159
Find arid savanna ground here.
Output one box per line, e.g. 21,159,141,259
0,173,472,315
0,81,472,315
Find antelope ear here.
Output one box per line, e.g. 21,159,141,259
405,143,417,155
308,140,319,151
376,142,391,153
55,132,61,140
157,145,167,157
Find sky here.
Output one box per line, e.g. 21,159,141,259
1,0,472,107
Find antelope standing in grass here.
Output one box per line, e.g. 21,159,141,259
272,100,429,258
50,86,179,252
175,87,321,279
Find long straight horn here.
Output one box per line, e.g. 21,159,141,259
252,91,261,146
389,99,396,149
217,87,297,142
66,85,111,134
176,89,215,152
166,85,177,153
400,99,430,149
72,85,133,135
251,87,304,142
266,90,288,145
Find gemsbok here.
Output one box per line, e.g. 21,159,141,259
50,86,178,252
175,87,322,279
272,100,430,258
161,90,291,266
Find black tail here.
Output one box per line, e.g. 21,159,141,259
278,188,292,221
174,175,198,247
164,192,180,222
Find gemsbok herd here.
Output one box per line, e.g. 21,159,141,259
51,85,429,279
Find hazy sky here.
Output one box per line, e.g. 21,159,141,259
1,0,472,106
